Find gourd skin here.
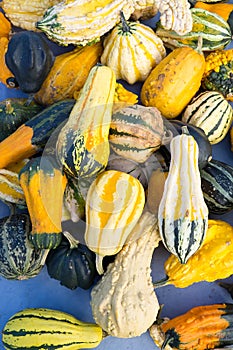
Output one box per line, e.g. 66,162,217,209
101,15,166,84
91,211,160,338
0,214,47,280
2,308,103,349
159,220,233,288
34,42,103,105
161,303,233,350
56,65,116,179
158,131,209,264
84,169,145,274
0,37,17,89
0,12,11,37
19,156,68,249
140,46,205,119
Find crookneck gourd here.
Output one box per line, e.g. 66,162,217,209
0,214,48,280
84,169,145,274
91,211,161,338
140,41,206,119
158,127,209,263
19,156,67,249
109,104,165,163
56,65,116,180
154,219,233,288
34,42,103,105
101,11,166,84
151,303,233,350
2,308,103,349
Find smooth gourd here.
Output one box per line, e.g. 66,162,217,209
158,127,209,263
84,169,145,274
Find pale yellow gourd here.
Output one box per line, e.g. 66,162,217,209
91,211,161,338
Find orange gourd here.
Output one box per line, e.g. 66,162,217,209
0,37,17,88
0,12,11,38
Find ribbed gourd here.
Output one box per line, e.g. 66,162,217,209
56,65,116,180
155,8,232,51
84,169,145,274
109,104,165,163
34,42,103,106
154,219,233,288
19,156,67,249
0,0,60,30
91,211,160,338
36,0,135,46
0,214,48,280
100,11,166,84
182,91,233,144
158,127,209,264
2,308,103,349
202,48,233,100
152,303,233,350
140,42,205,119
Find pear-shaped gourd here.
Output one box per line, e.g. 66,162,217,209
84,169,145,274
91,211,161,338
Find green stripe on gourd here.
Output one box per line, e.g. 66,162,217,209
155,8,232,51
182,91,233,144
200,159,233,214
2,308,103,349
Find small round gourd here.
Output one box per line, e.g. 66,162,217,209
101,11,166,84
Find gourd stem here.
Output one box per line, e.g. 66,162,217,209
96,254,104,275
120,11,130,33
181,125,190,135
40,249,50,266
5,100,14,114
63,230,79,249
161,334,173,350
153,276,169,288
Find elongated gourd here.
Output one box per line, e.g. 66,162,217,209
19,156,67,249
2,308,103,349
84,169,145,274
140,44,205,119
56,65,116,179
91,211,160,338
34,42,103,105
158,127,209,263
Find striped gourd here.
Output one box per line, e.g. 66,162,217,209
109,104,165,163
36,0,135,46
100,12,166,84
155,8,232,51
200,159,233,214
2,308,103,349
182,91,233,144
158,127,209,264
56,65,116,180
84,169,145,274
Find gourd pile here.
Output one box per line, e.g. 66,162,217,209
0,0,233,349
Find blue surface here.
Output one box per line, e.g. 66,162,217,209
0,10,233,350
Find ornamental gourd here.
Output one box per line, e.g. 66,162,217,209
101,12,166,84
56,65,116,179
109,104,165,163
0,12,11,38
19,156,67,249
84,170,145,274
150,303,233,350
0,214,48,280
5,31,55,93
34,42,103,106
140,42,205,119
2,308,103,349
0,37,17,89
158,127,209,263
182,91,233,144
91,211,160,338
